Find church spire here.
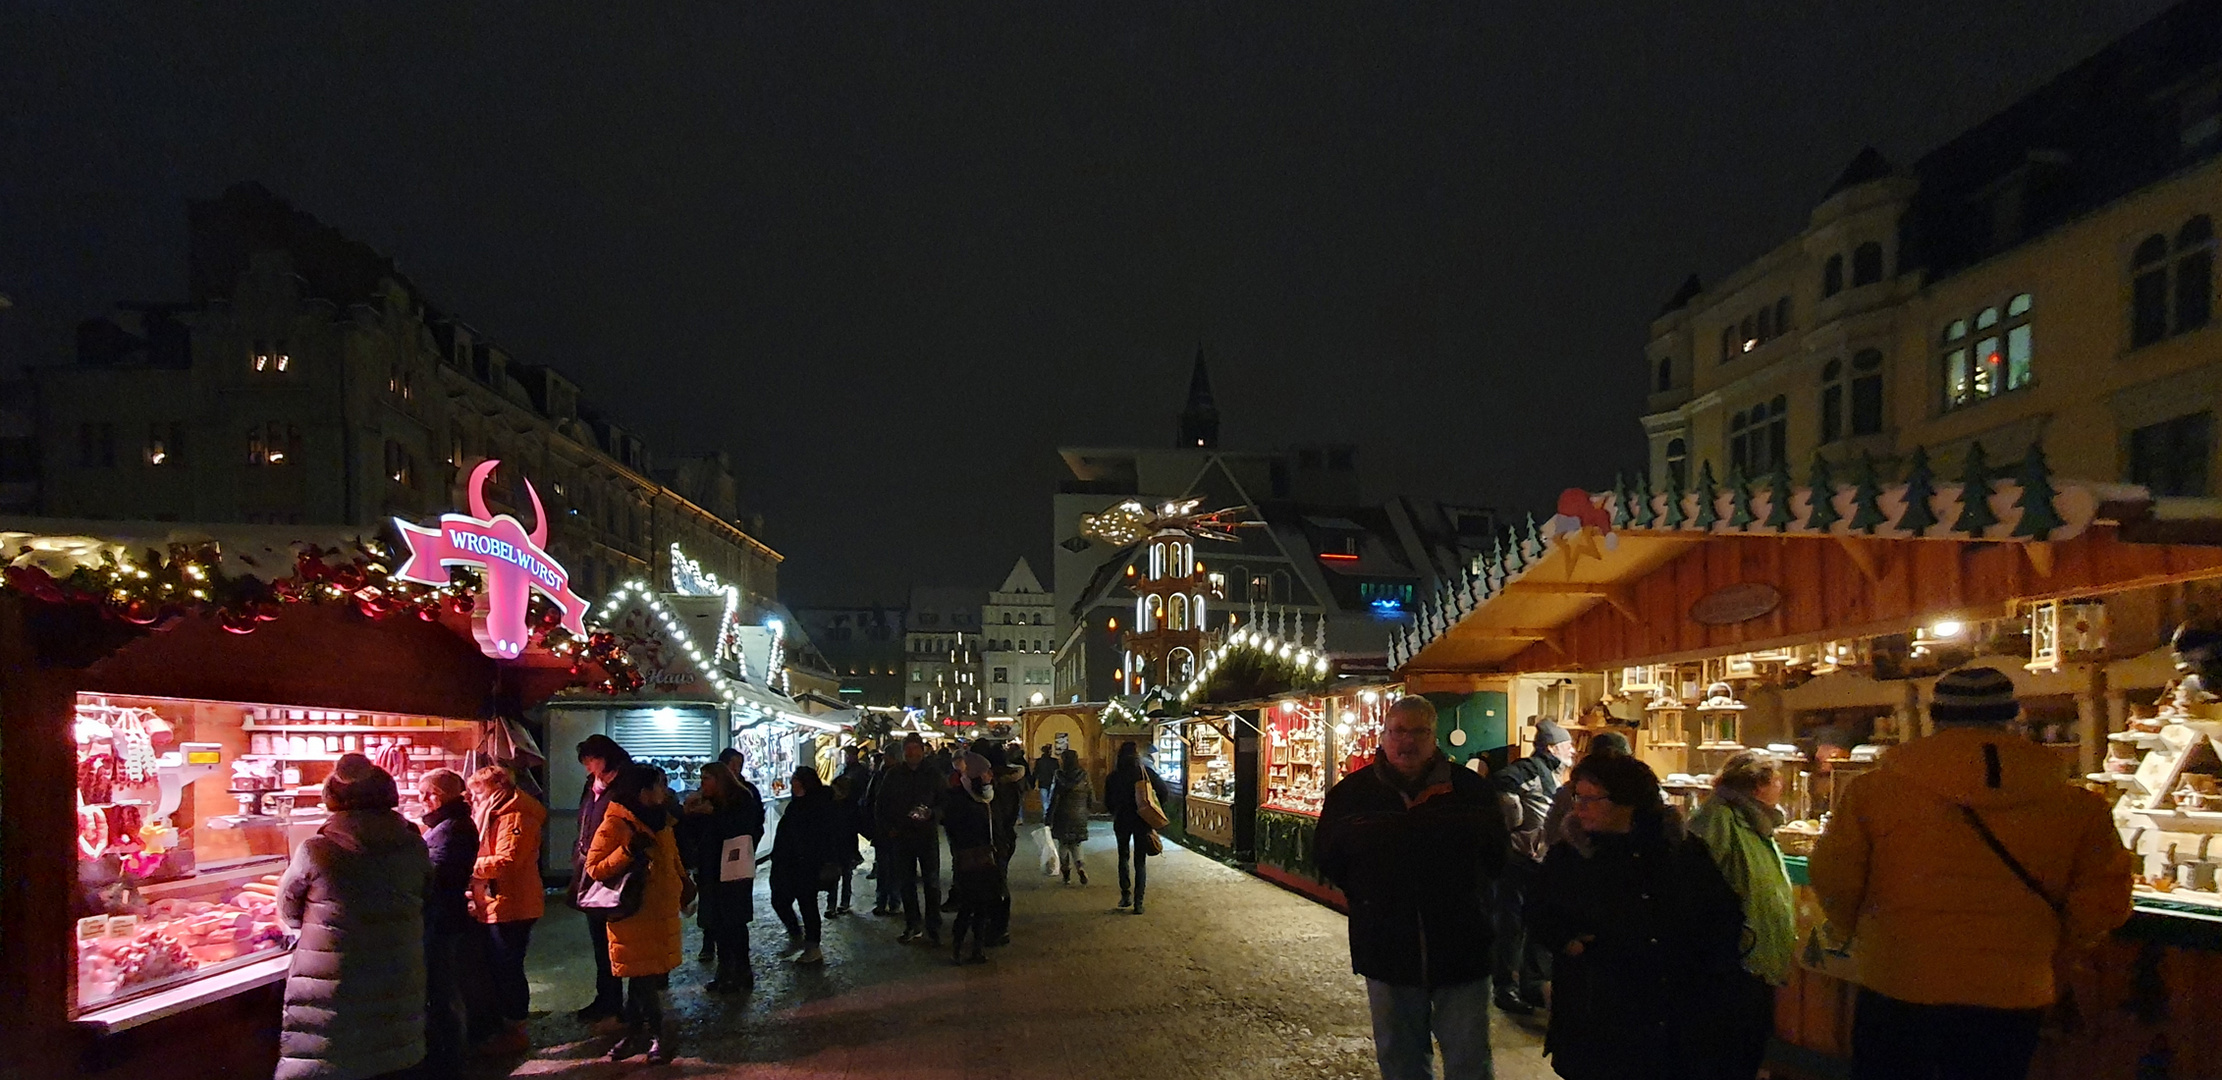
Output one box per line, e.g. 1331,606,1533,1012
1178,344,1219,448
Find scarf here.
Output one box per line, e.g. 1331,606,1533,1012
1713,786,1785,838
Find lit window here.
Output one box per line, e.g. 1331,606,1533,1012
144,422,183,466
1942,295,2032,411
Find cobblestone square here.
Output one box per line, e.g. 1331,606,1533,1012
503,828,1550,1079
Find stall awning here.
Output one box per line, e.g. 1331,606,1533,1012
1394,477,2222,681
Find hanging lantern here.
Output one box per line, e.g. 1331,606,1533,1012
2027,599,2107,673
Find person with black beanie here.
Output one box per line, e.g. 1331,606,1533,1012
571,733,633,1024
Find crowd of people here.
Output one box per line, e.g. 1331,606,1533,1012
1318,666,2134,1080
267,727,1172,1079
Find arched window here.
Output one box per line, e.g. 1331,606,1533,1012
1942,297,2031,410
2177,215,2214,335
1665,438,1688,489
1822,254,1845,298
1852,242,1884,287
1739,315,1756,351
2134,233,2172,347
1168,647,1196,684
1271,569,1292,604
1170,594,1188,631
1774,296,1792,336
1719,325,1735,364
1033,613,1044,624
1756,305,1773,342
1227,564,1250,601
1656,357,1673,392
1820,359,1846,445
1728,397,1788,475
1144,594,1163,632
1194,594,1207,628
1003,612,1013,624
1850,349,1885,435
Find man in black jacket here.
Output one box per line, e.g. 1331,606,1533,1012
571,733,631,1024
1318,696,1508,1080
871,734,947,944
1488,719,1571,1015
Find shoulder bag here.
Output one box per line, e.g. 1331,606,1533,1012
1137,775,1170,831
1957,804,2081,1032
578,825,651,922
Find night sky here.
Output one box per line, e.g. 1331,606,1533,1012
0,2,2176,604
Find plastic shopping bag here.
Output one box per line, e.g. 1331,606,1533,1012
1037,828,1061,877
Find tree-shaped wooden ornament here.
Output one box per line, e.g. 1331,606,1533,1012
1897,447,1941,536
1805,455,1841,532
2011,444,2066,539
1764,458,1797,532
1953,441,1999,537
1627,468,1655,529
1847,453,1890,534
1660,467,1688,529
1692,461,1721,530
1727,463,1756,528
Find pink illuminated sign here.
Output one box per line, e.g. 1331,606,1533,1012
393,460,589,659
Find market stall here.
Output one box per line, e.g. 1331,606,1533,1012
0,465,630,1079
1393,472,2222,1079
1,533,617,1077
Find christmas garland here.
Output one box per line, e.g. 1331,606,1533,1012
1183,636,1331,706
1,538,643,694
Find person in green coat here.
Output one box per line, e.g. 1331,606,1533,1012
1688,750,1796,1080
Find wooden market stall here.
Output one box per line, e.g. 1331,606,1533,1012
0,505,624,1078
1392,469,2222,1079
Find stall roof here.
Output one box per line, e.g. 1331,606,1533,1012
0,517,385,581
1394,475,2222,681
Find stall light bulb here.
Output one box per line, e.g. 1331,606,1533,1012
1929,620,1964,639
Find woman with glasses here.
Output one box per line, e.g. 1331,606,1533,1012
1529,754,1745,1080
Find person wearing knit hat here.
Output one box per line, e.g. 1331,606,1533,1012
1487,718,1575,1015
275,754,432,1080
1810,665,2132,1080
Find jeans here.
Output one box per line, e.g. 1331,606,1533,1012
422,930,467,1080
1851,988,2043,1080
1115,824,1149,903
483,919,536,1023
888,839,943,931
772,875,822,944
1364,976,1495,1080
1491,858,1548,1001
1057,840,1085,878
584,910,624,1012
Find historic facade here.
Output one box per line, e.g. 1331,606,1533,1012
31,183,779,609
1644,4,2222,497
980,557,1056,715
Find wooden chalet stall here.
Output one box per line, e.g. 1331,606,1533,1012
0,508,622,1077
1392,468,2222,1080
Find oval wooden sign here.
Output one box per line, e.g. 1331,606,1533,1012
1690,582,1782,626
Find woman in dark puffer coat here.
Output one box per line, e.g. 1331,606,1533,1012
277,753,433,1080
1528,754,1746,1080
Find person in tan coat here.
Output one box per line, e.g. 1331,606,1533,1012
583,764,687,1065
1810,665,2132,1080
467,766,546,1057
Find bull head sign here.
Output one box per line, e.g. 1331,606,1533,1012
393,459,589,659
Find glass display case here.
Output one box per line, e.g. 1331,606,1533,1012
71,693,474,1018
1186,720,1235,802
1263,698,1327,816
1151,720,1185,785
1337,691,1387,775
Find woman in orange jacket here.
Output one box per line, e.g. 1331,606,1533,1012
583,764,687,1065
467,766,546,1057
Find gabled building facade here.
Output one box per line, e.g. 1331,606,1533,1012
980,558,1056,715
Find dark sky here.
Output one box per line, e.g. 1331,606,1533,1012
0,2,2176,604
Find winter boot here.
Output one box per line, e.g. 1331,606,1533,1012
1118,892,1132,909
606,1025,650,1061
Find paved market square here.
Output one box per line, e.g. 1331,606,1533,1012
502,828,1551,1079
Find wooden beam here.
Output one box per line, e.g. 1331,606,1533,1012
1499,580,1641,624
1834,535,1882,584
